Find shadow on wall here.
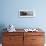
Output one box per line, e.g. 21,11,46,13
0,24,7,43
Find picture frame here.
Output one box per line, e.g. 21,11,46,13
19,9,35,17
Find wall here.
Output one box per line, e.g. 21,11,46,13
0,0,46,31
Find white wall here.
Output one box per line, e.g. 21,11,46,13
0,0,46,32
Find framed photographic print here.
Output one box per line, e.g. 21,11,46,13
19,9,35,17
